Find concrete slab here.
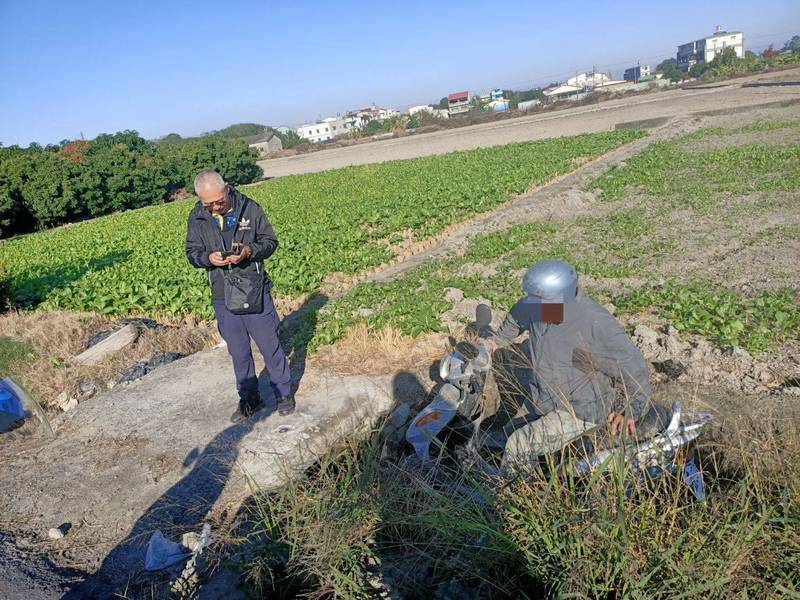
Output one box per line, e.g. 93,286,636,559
0,346,402,598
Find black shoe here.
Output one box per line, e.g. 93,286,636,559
276,395,295,416
230,391,264,422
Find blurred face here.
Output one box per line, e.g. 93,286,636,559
198,183,230,215
538,303,564,324
521,298,565,324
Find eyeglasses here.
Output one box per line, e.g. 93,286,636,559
200,187,229,210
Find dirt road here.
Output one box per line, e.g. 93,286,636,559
258,68,800,178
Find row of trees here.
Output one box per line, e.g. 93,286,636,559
0,131,262,237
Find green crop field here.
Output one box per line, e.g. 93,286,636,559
0,130,642,320
307,123,800,354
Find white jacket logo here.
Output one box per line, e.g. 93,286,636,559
238,218,251,230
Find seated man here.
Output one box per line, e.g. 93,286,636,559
486,259,653,469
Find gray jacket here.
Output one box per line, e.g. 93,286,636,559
492,291,652,424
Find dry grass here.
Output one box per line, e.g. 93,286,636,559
0,309,219,410
235,382,800,599
310,323,448,376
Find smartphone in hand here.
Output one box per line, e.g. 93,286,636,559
220,245,241,259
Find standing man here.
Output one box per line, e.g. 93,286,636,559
186,170,294,420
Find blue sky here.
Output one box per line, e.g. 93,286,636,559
1,0,798,146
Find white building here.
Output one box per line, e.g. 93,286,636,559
351,104,400,123
677,27,744,71
447,91,470,116
325,116,363,138
543,84,584,102
407,104,434,116
567,72,611,88
296,122,333,143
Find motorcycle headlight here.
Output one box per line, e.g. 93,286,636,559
439,354,452,380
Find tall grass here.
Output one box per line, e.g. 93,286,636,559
236,400,800,599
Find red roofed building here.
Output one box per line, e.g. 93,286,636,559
447,91,470,117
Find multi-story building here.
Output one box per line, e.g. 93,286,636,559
296,123,328,143
447,91,470,116
296,121,334,143
324,116,364,138
677,27,744,71
623,64,651,82
296,115,364,143
567,72,611,88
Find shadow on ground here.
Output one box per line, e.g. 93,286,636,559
63,402,275,598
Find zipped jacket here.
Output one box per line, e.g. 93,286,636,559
492,291,652,423
185,187,278,301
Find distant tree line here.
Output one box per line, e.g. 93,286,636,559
0,131,262,238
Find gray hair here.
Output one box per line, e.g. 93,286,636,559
193,170,225,194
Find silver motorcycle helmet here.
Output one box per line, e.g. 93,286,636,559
522,259,578,303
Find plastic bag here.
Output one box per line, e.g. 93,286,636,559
144,530,191,571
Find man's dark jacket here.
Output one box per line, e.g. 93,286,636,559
185,187,278,301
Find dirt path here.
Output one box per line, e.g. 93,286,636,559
258,68,800,178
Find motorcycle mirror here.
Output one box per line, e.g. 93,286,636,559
475,304,492,328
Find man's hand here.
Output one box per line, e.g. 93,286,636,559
226,244,252,265
608,411,636,436
209,251,230,267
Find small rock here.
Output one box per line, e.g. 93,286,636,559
78,379,99,401
661,334,682,357
633,325,661,359
663,324,679,337
653,359,687,379
603,303,616,315
48,523,70,539
444,288,464,303
354,308,374,318
753,366,773,384
56,392,78,412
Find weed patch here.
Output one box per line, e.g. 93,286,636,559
0,336,36,378
616,285,800,353
237,406,800,598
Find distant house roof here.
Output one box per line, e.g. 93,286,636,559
248,131,276,144
710,29,742,37
448,91,469,102
543,85,582,96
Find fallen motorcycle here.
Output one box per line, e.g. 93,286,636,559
403,304,713,500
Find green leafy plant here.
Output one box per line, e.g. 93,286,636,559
616,285,800,353
0,130,643,317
